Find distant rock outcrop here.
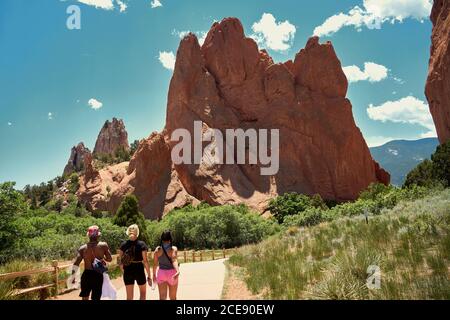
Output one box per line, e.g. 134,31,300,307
77,17,389,219
426,0,450,144
93,118,130,156
63,142,91,176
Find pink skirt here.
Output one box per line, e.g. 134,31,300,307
156,268,178,286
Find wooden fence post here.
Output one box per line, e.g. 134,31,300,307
39,288,47,300
212,250,215,260
52,260,59,296
200,252,203,262
184,251,187,263
192,251,195,263
223,248,226,259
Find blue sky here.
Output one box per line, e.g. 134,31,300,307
0,0,436,188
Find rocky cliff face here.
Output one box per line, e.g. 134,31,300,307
78,17,389,219
63,142,91,176
93,118,130,155
426,0,450,144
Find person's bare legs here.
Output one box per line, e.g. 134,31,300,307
168,282,178,300
158,283,168,300
138,284,146,300
125,285,134,300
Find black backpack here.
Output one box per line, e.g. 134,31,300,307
121,242,136,267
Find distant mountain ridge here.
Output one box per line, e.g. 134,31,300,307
370,138,439,186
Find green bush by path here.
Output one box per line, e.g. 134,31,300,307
280,184,440,228
0,188,126,264
0,181,278,263
146,204,280,250
2,211,125,263
267,193,328,223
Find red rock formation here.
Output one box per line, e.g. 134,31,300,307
63,142,91,176
77,156,128,213
83,153,99,182
426,0,450,144
78,17,389,219
107,132,174,220
93,118,130,155
165,18,388,206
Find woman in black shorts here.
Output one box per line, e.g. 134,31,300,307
118,224,152,300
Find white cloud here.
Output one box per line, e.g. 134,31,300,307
78,0,115,10
365,135,396,147
393,76,405,84
367,96,437,138
158,51,176,70
116,0,127,12
151,0,162,8
251,13,296,52
343,62,389,83
77,0,127,12
313,0,432,37
48,112,53,120
88,98,103,110
420,130,437,138
173,30,208,46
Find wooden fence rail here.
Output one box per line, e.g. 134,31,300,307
0,248,237,299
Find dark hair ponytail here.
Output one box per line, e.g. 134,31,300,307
160,230,173,244
160,230,173,264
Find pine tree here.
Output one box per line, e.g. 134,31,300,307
113,194,149,243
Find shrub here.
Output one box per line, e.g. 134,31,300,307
404,140,450,188
359,183,393,201
113,195,149,243
283,207,328,228
280,184,438,229
0,186,125,263
230,189,450,300
431,141,450,187
147,205,279,250
114,146,131,163
61,201,90,218
130,140,140,156
404,159,436,188
0,209,125,263
68,173,80,194
267,193,328,223
0,182,27,252
44,197,64,213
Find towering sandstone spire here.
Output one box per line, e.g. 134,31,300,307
78,17,389,219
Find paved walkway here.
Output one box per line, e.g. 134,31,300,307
56,259,227,300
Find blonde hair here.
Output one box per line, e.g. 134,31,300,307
126,224,140,239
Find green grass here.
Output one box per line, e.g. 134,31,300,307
0,260,55,300
229,189,450,300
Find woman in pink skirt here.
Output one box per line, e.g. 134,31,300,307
153,230,180,300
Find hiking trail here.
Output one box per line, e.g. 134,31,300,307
55,259,227,300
